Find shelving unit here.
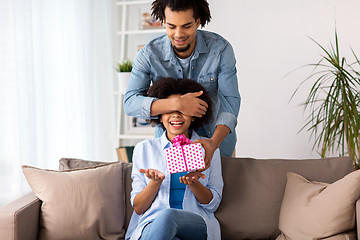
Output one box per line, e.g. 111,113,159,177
114,0,166,145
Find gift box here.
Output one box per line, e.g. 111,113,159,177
164,134,205,174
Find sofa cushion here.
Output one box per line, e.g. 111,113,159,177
22,162,126,240
215,157,353,240
277,171,360,239
58,157,110,170
58,158,134,230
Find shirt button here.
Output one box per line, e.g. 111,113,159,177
191,67,194,69
178,69,181,72
210,78,214,81
208,131,211,134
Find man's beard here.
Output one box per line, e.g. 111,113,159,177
173,44,191,53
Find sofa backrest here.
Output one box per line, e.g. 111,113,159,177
216,156,353,240
123,157,354,240
123,162,133,231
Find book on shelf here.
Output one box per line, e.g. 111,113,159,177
116,146,135,163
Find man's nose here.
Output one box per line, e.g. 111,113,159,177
174,28,184,38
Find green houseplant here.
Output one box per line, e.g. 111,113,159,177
115,60,133,94
115,60,132,73
291,30,360,168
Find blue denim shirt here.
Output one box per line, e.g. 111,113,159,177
124,30,241,156
125,131,223,240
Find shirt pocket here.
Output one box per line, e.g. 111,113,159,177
198,73,218,92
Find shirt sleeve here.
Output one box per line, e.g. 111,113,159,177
215,42,241,133
123,49,158,120
130,143,147,207
198,148,224,212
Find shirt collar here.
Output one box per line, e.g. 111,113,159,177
162,30,209,63
160,130,201,150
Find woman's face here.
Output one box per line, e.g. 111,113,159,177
160,95,194,141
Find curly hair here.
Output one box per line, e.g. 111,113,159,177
151,0,211,28
147,77,213,130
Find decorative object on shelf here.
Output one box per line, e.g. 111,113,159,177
139,5,163,30
115,60,132,94
140,7,162,30
290,30,360,168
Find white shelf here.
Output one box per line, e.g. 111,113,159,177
114,0,162,143
116,0,152,6
117,29,165,35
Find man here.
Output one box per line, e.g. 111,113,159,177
124,0,241,168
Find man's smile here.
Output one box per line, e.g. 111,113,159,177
174,37,188,45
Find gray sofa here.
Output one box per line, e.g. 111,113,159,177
0,156,358,239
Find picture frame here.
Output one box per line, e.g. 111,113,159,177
124,115,156,135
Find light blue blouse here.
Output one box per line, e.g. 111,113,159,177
125,131,224,240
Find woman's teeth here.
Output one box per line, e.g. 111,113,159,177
170,121,184,126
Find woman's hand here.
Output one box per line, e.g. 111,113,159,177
139,169,165,182
179,172,205,185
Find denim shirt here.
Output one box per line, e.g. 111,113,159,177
124,30,241,156
125,131,223,240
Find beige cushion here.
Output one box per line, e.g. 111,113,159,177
276,231,356,240
58,157,134,230
277,171,360,240
22,162,126,240
59,158,110,171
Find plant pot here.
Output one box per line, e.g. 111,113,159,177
117,72,131,94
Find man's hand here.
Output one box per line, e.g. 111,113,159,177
179,172,205,185
177,91,208,117
139,169,165,182
193,138,217,171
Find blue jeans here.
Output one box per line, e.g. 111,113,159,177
139,208,207,240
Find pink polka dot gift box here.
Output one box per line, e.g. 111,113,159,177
164,134,205,174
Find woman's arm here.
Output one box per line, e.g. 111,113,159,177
179,172,213,204
133,169,165,215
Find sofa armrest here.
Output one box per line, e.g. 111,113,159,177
0,192,41,240
357,199,360,239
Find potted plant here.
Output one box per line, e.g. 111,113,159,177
115,60,132,94
291,30,360,168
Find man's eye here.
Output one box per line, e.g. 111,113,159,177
168,26,175,29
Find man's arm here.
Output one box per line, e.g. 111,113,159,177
150,91,208,117
194,125,230,170
124,50,208,119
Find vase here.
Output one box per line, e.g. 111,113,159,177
117,72,131,94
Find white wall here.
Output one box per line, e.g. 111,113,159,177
206,0,360,159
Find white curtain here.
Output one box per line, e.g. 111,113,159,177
0,0,116,206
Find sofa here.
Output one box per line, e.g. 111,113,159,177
0,156,359,240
